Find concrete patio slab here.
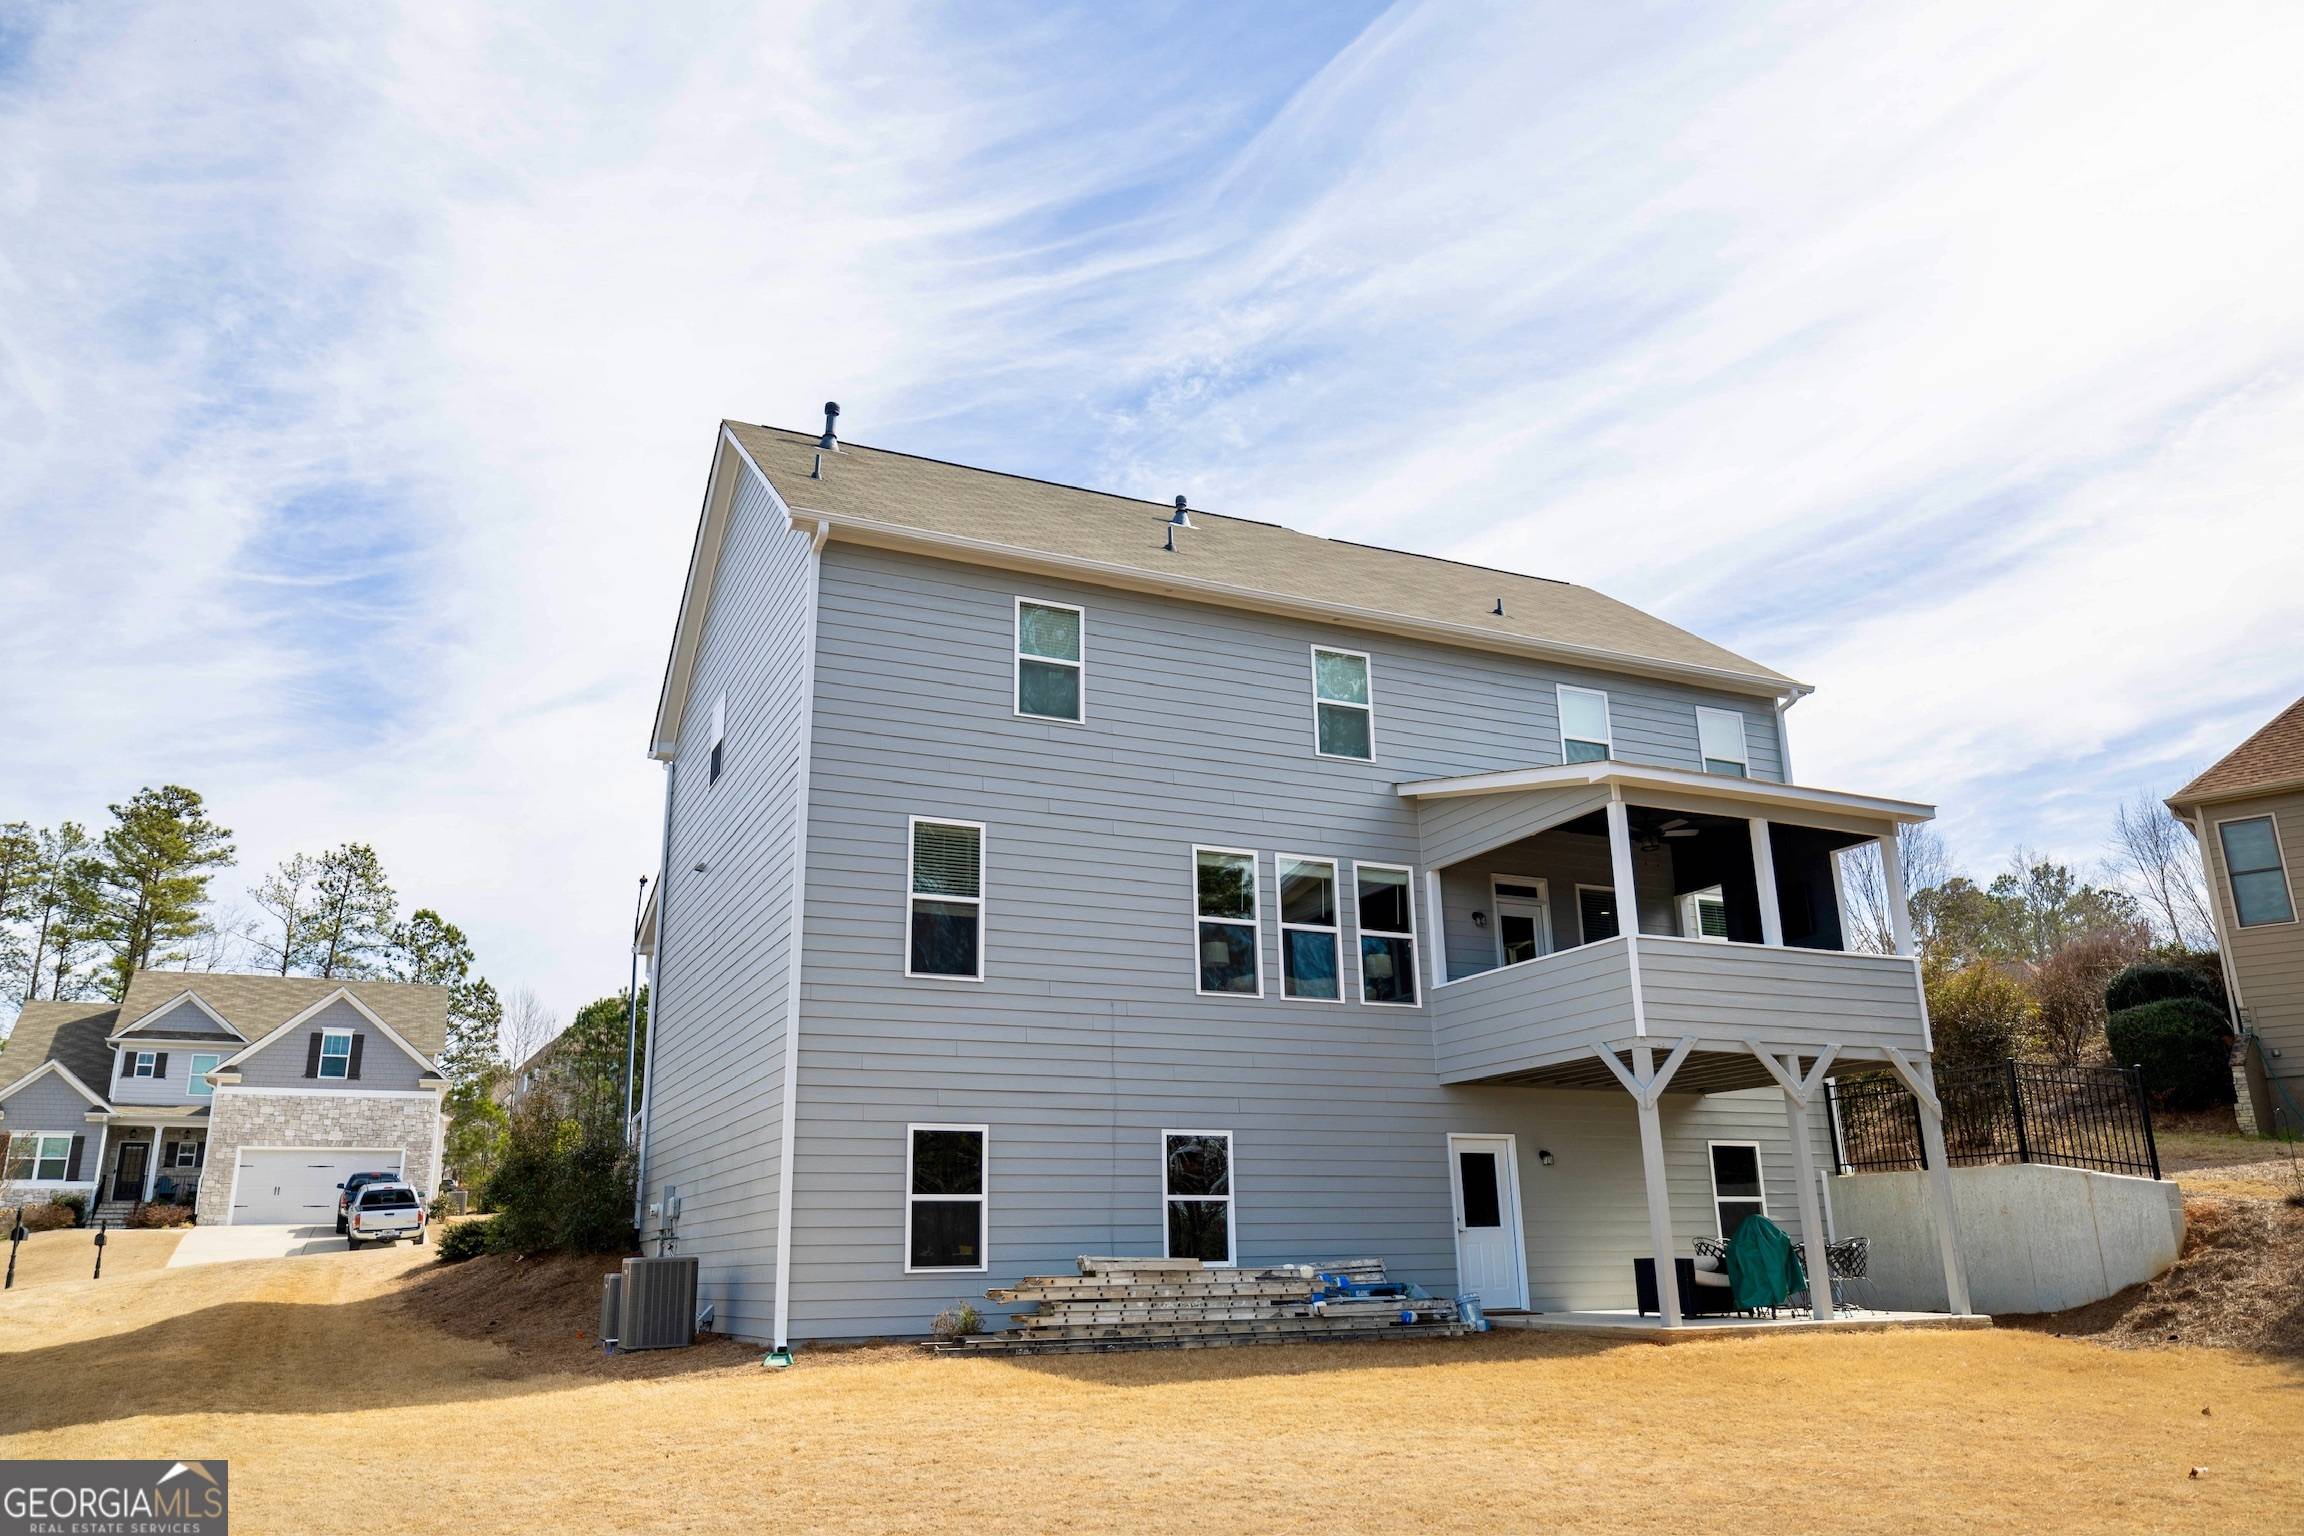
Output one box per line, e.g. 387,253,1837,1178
1493,1308,1991,1343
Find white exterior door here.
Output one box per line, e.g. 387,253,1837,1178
231,1148,401,1224
1448,1134,1528,1309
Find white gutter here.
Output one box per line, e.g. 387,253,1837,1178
1395,760,1935,823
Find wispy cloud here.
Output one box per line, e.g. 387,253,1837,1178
2,0,2298,1021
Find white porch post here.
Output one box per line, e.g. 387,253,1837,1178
1913,1062,1973,1315
1605,797,1640,938
1780,1087,1835,1320
1877,832,1916,957
140,1127,160,1201
1424,867,1448,988
1749,818,1784,947
1632,1046,1683,1328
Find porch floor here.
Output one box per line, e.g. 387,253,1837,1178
1493,1308,1991,1343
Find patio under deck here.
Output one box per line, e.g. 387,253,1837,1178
1495,1309,1993,1344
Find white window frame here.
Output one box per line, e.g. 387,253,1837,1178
905,815,988,982
1309,646,1375,761
130,1050,158,1080
1695,707,1750,778
1707,1139,1767,1241
902,1122,989,1275
317,1028,354,1081
1013,597,1086,723
1574,882,1621,945
1160,1128,1236,1267
1191,845,1264,999
1351,860,1421,1008
8,1132,73,1183
186,1052,222,1099
707,694,726,785
1274,853,1345,1003
1558,684,1613,763
2216,813,2297,929
1679,886,1730,942
168,1137,202,1169
1488,876,1554,968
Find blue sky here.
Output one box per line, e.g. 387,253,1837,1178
2,2,2299,1023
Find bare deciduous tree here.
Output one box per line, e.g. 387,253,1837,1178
1837,824,1948,955
501,986,560,1071
2108,790,2216,950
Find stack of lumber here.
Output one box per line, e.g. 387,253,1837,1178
937,1255,1468,1355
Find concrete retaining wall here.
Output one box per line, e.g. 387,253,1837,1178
1828,1162,2184,1315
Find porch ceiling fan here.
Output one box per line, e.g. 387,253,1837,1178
1633,814,1701,853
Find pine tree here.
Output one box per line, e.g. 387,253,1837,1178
303,843,396,979
248,852,322,975
92,787,235,998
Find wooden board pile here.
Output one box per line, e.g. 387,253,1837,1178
938,1256,1469,1355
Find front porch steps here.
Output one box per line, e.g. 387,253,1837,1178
91,1201,141,1227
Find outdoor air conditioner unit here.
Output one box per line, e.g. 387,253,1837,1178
619,1255,699,1350
599,1272,624,1350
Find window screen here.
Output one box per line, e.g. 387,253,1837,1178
908,1126,987,1270
1163,1132,1233,1264
1710,1143,1765,1240
909,820,985,978
1312,649,1373,760
1017,601,1084,722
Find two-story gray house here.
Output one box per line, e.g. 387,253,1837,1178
0,971,449,1226
634,412,1974,1347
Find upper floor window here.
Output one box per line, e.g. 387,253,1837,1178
1353,863,1420,1006
1193,847,1262,996
1696,707,1749,778
2219,816,2295,927
1276,855,1342,1001
130,1050,159,1079
1015,599,1084,722
187,1053,221,1098
708,695,726,785
1577,885,1620,944
318,1029,354,1080
1311,648,1374,761
907,818,986,979
1558,686,1612,764
905,1124,987,1272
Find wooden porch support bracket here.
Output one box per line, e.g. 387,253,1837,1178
1746,1041,1842,1321
1595,1037,1699,1329
1881,1046,1974,1316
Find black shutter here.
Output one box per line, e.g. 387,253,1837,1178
67,1135,85,1180
348,1035,365,1081
154,1052,169,1078
305,1033,323,1078
194,1138,206,1167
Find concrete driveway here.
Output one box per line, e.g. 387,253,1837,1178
166,1224,348,1269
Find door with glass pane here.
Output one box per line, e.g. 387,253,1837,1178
1447,1134,1527,1309
1490,878,1551,967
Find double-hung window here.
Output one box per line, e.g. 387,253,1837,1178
5,1133,71,1183
2218,816,2296,927
1276,855,1342,1001
1353,863,1420,1006
1162,1130,1235,1264
1015,599,1084,722
1708,1142,1766,1240
1558,686,1612,763
907,818,986,979
318,1030,353,1080
1193,847,1261,996
905,1124,987,1272
1311,648,1374,760
1577,885,1620,944
1696,707,1749,777
1680,886,1729,940
130,1051,158,1079
187,1052,221,1099
169,1138,201,1169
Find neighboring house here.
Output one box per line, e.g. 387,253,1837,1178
0,972,448,1225
633,414,1971,1347
2168,695,2304,1134
495,1030,571,1109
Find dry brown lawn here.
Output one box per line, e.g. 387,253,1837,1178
3,1241,2302,1535
2,1226,182,1290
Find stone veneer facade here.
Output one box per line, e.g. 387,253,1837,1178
195,1090,445,1225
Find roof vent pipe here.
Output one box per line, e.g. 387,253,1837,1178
1169,495,1193,528
1493,599,1505,617
818,401,840,450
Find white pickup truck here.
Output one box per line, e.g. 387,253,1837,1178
343,1181,428,1249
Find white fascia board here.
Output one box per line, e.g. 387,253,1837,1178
790,507,1810,702
1395,761,1936,824
0,1058,114,1112
213,989,443,1076
109,989,245,1042
2168,773,2304,812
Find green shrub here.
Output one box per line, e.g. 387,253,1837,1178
2105,962,2216,1016
51,1191,88,1227
434,1217,494,1263
477,1079,635,1257
1923,962,2037,1069
2108,997,2233,1110
931,1301,984,1339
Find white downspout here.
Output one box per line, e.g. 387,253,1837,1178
632,759,676,1230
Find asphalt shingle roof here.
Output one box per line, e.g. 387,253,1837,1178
2171,696,2304,807
0,1002,119,1100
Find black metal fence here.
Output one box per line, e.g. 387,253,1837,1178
1824,1060,2161,1181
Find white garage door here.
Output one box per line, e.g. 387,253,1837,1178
231,1148,403,1225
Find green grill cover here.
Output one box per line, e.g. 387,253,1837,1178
1725,1215,1807,1310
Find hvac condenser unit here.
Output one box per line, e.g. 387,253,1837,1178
619,1255,699,1350
599,1272,624,1350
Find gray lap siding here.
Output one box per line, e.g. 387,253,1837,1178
230,999,428,1091
767,543,1811,1340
